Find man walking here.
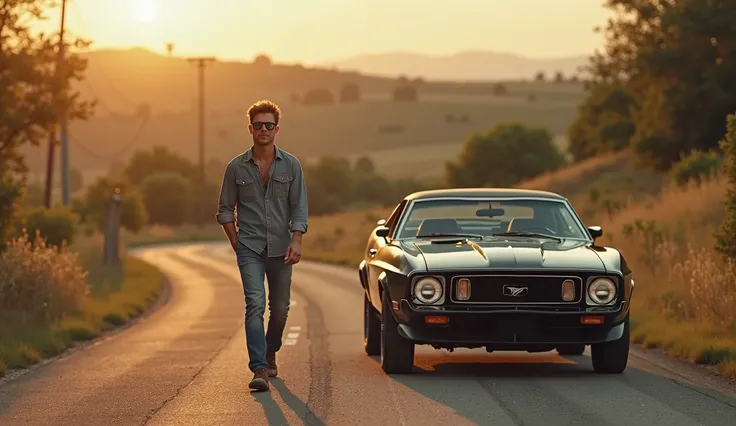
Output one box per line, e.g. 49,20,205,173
216,100,308,391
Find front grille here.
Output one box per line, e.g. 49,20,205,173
448,274,583,304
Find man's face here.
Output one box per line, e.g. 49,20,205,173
248,113,279,146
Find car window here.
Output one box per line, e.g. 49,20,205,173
396,198,588,239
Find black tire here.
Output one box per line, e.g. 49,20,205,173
591,314,630,374
556,344,586,356
380,291,415,374
364,294,381,355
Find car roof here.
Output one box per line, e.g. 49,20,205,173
404,187,567,201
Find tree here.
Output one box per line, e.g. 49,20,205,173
340,83,361,103
583,0,736,171
123,146,199,186
140,172,193,226
0,0,95,175
445,123,566,188
714,113,736,261
567,83,636,162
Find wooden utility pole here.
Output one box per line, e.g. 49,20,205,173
187,56,215,225
187,57,216,186
44,0,68,208
103,188,122,265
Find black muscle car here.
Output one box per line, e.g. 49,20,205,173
357,188,634,375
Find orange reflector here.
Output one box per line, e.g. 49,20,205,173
581,315,604,324
425,315,449,325
457,278,471,300
562,279,575,301
392,301,399,310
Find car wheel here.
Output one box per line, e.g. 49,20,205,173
364,294,381,355
591,314,630,374
380,291,415,374
556,344,586,355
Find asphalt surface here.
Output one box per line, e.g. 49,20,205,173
1,241,736,426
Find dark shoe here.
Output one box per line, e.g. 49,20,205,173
266,352,278,377
249,368,269,391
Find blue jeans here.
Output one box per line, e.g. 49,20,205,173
235,242,293,372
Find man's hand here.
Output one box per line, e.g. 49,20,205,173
284,239,302,264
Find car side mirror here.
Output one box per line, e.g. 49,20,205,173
377,219,386,226
588,225,603,240
376,226,390,240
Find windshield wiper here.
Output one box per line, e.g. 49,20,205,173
491,232,562,242
417,233,484,240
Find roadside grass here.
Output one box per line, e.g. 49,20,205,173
0,238,164,378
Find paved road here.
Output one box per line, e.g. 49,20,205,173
1,242,735,426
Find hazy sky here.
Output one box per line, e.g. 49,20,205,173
34,0,611,63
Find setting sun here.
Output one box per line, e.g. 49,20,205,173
131,0,158,23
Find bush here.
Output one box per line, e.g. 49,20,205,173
715,113,736,261
0,232,89,322
0,176,23,251
140,172,193,226
18,205,80,248
302,88,334,106
445,122,567,187
670,149,722,187
392,84,418,102
340,83,361,103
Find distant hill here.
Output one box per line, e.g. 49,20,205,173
21,47,587,187
322,50,591,81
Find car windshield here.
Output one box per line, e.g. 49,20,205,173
396,198,589,240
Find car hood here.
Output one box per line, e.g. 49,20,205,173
412,238,607,272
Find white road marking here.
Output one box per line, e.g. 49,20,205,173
284,326,301,346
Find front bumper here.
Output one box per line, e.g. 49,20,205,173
394,299,627,346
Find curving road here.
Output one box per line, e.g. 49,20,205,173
1,242,735,426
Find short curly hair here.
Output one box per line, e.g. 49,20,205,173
247,100,281,124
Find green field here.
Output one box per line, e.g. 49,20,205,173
24,90,583,185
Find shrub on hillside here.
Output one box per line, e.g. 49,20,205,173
393,84,418,102
0,232,89,322
140,172,192,226
445,122,567,187
670,149,722,187
17,205,80,248
302,88,334,106
340,83,361,103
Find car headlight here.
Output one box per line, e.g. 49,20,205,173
587,277,616,305
413,277,443,304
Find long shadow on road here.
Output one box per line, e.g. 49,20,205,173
368,352,736,426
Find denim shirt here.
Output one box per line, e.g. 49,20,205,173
216,145,308,257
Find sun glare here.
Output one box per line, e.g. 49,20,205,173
131,0,158,23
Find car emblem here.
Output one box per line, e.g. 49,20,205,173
503,285,528,297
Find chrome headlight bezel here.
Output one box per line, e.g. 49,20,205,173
586,276,617,306
411,275,445,305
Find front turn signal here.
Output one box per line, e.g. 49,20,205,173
456,278,471,301
562,279,575,301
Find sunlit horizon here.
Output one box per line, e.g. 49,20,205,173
31,0,611,65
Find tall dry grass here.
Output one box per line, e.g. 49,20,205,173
0,231,89,323
593,174,736,375
0,230,164,378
